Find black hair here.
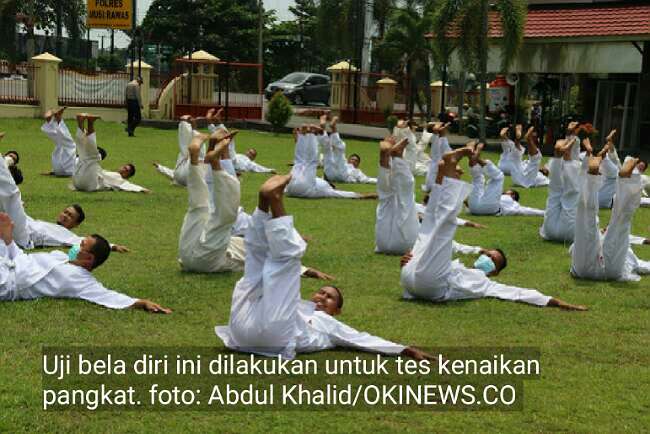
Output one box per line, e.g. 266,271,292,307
637,160,648,171
6,150,19,164
495,248,508,272
71,204,85,224
125,163,136,178
423,193,429,205
349,153,361,163
9,165,23,185
509,189,520,202
89,234,111,269
98,146,107,160
326,285,344,309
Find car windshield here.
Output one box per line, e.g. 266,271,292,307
280,73,309,84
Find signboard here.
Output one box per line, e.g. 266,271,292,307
87,0,133,30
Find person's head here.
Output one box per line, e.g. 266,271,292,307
311,285,343,316
473,248,507,276
245,148,257,161
119,163,136,179
636,160,647,173
57,204,85,229
72,234,111,270
348,153,361,168
9,165,22,185
5,150,19,165
97,146,107,161
504,189,520,202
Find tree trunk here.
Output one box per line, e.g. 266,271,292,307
407,59,414,118
479,0,489,141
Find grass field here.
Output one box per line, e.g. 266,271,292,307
0,117,649,433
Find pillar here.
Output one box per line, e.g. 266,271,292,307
376,77,396,114
31,52,62,116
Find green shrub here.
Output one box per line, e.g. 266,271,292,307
386,114,398,132
266,91,293,132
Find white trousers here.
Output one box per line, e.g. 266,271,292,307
42,120,76,176
375,157,418,254
571,172,642,281
0,153,29,247
178,164,241,272
226,210,307,358
323,132,348,182
540,158,580,242
597,153,619,209
511,152,548,188
468,161,503,215
72,129,102,192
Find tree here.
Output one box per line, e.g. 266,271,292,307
141,0,260,63
374,4,434,118
432,0,527,140
266,91,292,132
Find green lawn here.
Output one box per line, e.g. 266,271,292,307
0,117,649,432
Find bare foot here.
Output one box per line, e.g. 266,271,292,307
587,156,602,175
44,109,54,120
524,126,536,144
567,121,578,134
606,129,617,143
515,124,523,140
180,114,192,122
500,127,509,139
188,134,208,165
619,157,638,178
215,107,224,123
319,114,328,129
86,114,101,122
205,108,215,120
582,137,593,156
260,174,292,199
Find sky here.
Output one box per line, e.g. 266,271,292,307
91,0,296,49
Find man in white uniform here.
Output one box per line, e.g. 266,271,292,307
467,143,545,217
345,153,376,184
400,147,586,310
510,126,549,188
215,174,431,360
375,136,419,254
41,107,76,176
540,138,581,242
422,122,451,193
153,114,198,186
234,148,276,174
286,126,376,199
72,114,149,193
321,116,349,182
497,126,523,176
177,130,246,273
570,156,649,281
0,212,169,313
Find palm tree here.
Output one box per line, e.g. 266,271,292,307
376,4,434,118
432,0,527,140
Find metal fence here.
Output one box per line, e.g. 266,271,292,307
339,71,409,125
58,68,130,107
0,62,39,105
149,70,175,109
174,61,263,120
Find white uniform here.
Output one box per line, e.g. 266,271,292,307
323,132,349,182
71,129,147,193
423,134,451,192
234,154,274,173
510,151,549,188
401,177,551,306
392,126,418,174
540,158,581,242
215,209,406,360
641,197,650,208
414,130,432,176
286,134,361,199
0,241,136,309
497,139,523,176
597,149,621,209
468,162,504,215
345,164,377,184
177,164,245,273
375,156,418,255
41,119,76,176
570,169,648,281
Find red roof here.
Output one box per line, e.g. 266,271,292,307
426,4,650,39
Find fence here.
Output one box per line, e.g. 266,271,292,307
174,61,263,120
0,62,39,105
149,70,175,109
339,71,409,125
58,68,130,107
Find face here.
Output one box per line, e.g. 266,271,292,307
118,164,133,179
482,249,505,276
311,286,341,316
348,155,360,168
57,206,81,229
73,236,96,268
636,161,647,173
246,149,257,161
504,190,517,201
6,152,17,165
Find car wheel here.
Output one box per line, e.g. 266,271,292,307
293,93,304,105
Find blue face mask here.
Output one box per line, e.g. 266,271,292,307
474,254,496,275
68,244,80,261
